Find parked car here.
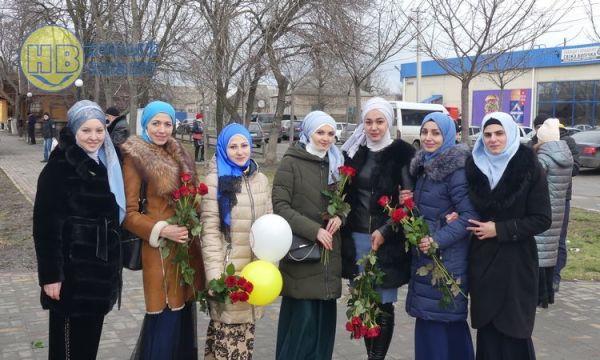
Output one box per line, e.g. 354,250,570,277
572,130,600,169
250,113,284,142
562,127,581,136
518,126,534,144
335,123,346,143
280,115,298,140
247,122,267,147
468,126,481,144
176,119,194,135
340,123,358,143
574,124,596,132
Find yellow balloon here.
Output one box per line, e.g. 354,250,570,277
240,260,283,306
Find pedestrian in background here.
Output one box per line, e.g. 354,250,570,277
192,113,205,162
33,100,126,359
40,112,56,163
27,112,37,144
406,112,477,360
465,112,551,359
201,123,272,359
532,118,573,308
105,106,130,147
272,111,344,360
340,97,414,360
120,101,204,360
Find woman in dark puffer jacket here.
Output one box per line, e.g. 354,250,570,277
405,112,477,360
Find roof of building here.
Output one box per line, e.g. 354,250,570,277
400,42,600,79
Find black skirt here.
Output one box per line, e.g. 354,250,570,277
476,323,536,360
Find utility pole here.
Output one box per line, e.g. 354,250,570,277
413,9,423,103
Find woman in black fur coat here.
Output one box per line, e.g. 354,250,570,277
465,112,551,360
341,97,415,360
33,100,126,359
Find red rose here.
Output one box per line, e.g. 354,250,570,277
238,291,249,302
180,186,190,197
198,183,209,196
237,277,247,287
360,325,368,336
345,321,353,332
225,275,237,288
229,291,239,303
172,189,181,200
351,316,362,326
404,197,415,210
339,165,357,177
366,326,381,338
391,208,407,222
353,326,362,339
377,195,390,208
188,184,197,195
243,281,254,293
180,172,192,183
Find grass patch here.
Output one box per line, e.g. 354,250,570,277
562,207,600,281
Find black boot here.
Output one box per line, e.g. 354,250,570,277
366,303,395,360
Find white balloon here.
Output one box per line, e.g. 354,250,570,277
250,214,293,262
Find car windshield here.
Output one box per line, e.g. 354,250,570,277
248,123,260,132
346,124,357,131
572,131,600,143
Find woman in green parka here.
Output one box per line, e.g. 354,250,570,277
272,111,345,360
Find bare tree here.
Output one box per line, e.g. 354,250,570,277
583,0,600,41
319,0,413,122
484,48,534,108
421,0,570,142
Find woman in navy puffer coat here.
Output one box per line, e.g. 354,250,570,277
405,112,478,360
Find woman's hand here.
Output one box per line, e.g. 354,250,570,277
160,225,189,243
399,187,413,203
371,230,385,251
466,219,497,240
418,236,433,254
445,212,459,224
316,228,333,250
325,216,342,235
43,282,62,300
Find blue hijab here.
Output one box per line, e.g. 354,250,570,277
472,112,520,189
140,101,176,144
299,111,344,184
421,112,456,161
216,123,253,228
67,100,126,223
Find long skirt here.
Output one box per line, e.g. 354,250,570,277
276,297,336,360
476,323,536,360
48,310,104,360
130,302,197,360
204,320,255,360
414,318,474,360
538,266,555,308
352,232,397,303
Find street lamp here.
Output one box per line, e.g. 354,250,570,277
74,78,83,100
26,92,32,112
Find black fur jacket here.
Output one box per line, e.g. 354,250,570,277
465,145,551,339
33,127,121,316
341,139,415,289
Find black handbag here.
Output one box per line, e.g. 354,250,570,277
121,182,147,271
283,234,321,263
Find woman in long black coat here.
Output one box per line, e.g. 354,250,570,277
33,100,126,359
465,112,551,359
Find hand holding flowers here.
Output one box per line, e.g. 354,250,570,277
378,195,466,308
196,263,254,314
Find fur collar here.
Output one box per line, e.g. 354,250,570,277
346,139,415,170
58,127,104,180
410,144,470,181
120,136,196,196
465,145,537,213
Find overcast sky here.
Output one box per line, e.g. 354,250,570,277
382,0,599,93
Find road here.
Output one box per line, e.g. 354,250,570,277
572,168,600,212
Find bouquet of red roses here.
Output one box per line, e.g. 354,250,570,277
378,195,465,308
344,250,384,340
196,263,254,314
320,165,357,264
159,172,209,294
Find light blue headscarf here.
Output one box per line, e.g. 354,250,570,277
300,111,344,184
421,112,456,161
140,101,176,144
472,112,520,190
67,100,126,223
216,123,253,227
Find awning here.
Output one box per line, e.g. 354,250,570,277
422,94,443,104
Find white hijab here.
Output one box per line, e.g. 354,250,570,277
341,97,394,158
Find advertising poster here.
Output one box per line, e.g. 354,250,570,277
472,89,532,126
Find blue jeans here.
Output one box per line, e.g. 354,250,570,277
43,138,52,161
553,199,570,285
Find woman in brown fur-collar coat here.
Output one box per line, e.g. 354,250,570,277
120,101,204,360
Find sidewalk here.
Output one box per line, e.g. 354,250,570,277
1,130,600,359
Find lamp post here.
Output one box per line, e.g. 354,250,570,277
74,78,83,100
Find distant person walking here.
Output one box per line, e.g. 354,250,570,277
40,112,56,162
105,106,130,146
191,113,205,162
27,112,37,144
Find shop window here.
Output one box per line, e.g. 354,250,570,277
537,83,554,102
554,103,573,125
595,104,600,126
574,103,594,126
555,82,574,101
595,81,600,101
537,102,554,117
575,81,594,101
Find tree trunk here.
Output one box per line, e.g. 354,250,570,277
265,77,288,165
128,79,138,135
461,81,470,144
12,94,21,135
354,80,362,123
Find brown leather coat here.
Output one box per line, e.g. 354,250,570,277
121,136,205,313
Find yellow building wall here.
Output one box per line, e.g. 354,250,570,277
0,99,7,123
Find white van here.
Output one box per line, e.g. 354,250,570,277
388,101,449,148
